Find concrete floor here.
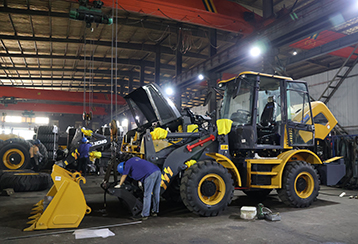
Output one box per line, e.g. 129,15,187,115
1,175,358,244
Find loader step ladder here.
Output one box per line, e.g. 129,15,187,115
246,158,282,189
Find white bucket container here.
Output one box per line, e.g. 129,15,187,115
240,206,257,220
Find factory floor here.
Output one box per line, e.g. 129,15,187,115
1,174,358,244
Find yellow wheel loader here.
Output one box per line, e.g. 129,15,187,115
33,71,344,230
107,71,345,217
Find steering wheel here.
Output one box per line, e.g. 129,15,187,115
231,109,251,124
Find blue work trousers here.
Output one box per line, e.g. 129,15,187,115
142,170,161,217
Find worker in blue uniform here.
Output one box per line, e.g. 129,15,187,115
116,157,161,220
77,137,92,176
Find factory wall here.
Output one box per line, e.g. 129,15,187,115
303,66,358,134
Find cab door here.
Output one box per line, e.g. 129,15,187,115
285,81,315,147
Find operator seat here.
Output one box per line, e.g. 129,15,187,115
257,96,279,145
260,96,276,127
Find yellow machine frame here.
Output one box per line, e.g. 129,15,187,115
207,149,323,189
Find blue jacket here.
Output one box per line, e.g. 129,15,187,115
78,142,92,158
122,157,160,182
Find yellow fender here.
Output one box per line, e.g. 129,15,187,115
206,153,242,186
271,149,323,188
277,149,323,165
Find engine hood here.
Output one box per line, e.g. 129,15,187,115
124,83,181,128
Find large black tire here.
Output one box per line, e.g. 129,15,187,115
0,139,31,170
37,134,56,143
42,143,58,151
243,189,272,200
180,160,234,216
0,169,34,181
278,161,320,208
37,126,55,134
0,172,52,192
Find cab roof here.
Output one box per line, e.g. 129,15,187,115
218,71,293,84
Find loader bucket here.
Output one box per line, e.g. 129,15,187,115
24,165,91,231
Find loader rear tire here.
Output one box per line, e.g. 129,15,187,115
180,160,234,216
278,161,319,208
0,172,52,192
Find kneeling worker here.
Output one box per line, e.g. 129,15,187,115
116,157,161,220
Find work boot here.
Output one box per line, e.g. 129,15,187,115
151,211,158,217
131,215,148,221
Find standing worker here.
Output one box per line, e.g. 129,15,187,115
78,137,92,176
116,156,161,220
29,139,42,172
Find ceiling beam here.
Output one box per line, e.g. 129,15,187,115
0,67,164,80
0,53,176,71
0,86,126,105
172,0,358,87
0,102,108,115
99,0,255,33
0,76,140,85
0,7,237,43
0,84,130,93
0,35,208,60
285,31,358,67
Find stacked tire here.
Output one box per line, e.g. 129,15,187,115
0,170,52,192
36,126,59,162
0,138,32,170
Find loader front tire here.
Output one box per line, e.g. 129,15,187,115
180,160,234,216
278,161,319,208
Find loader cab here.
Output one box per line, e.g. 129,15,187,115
219,72,314,152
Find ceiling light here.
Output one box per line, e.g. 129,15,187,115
250,47,261,57
165,87,174,96
293,51,298,56
198,74,204,80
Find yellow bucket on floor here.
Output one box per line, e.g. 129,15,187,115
24,165,91,231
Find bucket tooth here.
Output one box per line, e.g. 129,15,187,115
26,219,38,224
28,213,41,220
23,223,36,232
32,205,43,211
33,199,44,207
30,209,43,215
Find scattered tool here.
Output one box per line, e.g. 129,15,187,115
257,203,281,221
